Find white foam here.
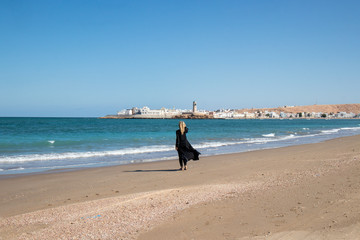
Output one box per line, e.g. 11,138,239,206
0,140,259,164
318,127,360,135
281,134,295,139
262,133,275,137
194,141,244,149
321,129,340,134
245,138,272,144
6,167,25,171
0,145,174,163
2,126,360,165
340,127,360,131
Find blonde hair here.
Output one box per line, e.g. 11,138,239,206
179,121,186,135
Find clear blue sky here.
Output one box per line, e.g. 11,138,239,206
1,0,359,117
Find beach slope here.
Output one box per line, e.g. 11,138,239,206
1,135,360,239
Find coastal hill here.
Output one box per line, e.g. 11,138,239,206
236,104,360,114
101,103,360,119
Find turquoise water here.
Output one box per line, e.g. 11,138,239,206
1,118,360,175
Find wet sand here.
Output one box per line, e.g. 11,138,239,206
1,135,360,239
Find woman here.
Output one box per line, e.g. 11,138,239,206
175,121,200,170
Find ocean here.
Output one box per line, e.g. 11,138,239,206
1,117,360,175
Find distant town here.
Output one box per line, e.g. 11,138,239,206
101,102,360,119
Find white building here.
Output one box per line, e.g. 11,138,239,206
279,112,288,118
244,112,256,118
213,111,233,119
140,106,163,115
117,109,133,116
335,112,356,118
266,111,279,118
137,106,182,118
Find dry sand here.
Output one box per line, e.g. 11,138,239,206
1,135,360,239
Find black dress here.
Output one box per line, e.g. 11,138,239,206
176,127,200,166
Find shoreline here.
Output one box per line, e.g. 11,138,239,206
1,134,360,239
0,132,359,187
2,117,360,177
2,126,360,177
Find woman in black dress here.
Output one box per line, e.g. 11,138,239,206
175,121,200,170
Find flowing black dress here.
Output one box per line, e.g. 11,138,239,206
176,127,200,167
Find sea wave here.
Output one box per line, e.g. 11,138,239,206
0,145,173,163
0,135,296,163
321,129,341,134
340,127,360,131
0,167,25,172
194,141,245,149
262,133,275,137
1,126,360,165
319,126,360,135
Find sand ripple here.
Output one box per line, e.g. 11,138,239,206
0,182,262,240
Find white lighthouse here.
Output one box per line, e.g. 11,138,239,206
193,101,197,113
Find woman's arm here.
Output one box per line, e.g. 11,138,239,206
175,131,179,150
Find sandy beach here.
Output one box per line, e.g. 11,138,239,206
1,135,360,239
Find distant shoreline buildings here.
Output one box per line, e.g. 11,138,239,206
101,102,360,119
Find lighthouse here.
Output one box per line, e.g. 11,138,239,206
193,101,197,113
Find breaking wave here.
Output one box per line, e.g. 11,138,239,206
1,125,360,174
262,133,275,137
